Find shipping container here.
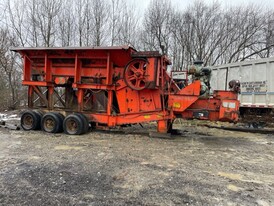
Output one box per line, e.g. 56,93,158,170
211,57,274,123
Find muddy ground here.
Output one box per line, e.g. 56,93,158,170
0,114,273,206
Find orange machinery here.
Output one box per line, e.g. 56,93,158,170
12,46,239,135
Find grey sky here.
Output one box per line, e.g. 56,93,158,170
128,0,274,14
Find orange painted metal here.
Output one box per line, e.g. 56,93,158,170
12,46,240,133
157,120,169,133
179,97,240,122
168,80,200,112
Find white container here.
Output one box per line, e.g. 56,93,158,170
211,57,274,109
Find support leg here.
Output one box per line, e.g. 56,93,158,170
157,120,172,133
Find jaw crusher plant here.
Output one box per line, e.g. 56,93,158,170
12,46,240,135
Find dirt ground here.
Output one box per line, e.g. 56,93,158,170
0,114,273,206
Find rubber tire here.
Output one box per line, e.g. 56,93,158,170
21,110,41,130
41,112,63,133
75,113,89,134
55,113,65,132
63,114,84,135
33,110,43,130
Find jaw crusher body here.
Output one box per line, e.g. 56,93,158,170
13,46,239,134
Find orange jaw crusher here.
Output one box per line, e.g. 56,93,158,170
12,46,239,134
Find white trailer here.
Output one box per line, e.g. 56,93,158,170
211,57,274,123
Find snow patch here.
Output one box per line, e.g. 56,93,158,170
0,113,20,121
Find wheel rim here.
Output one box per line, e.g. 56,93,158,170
43,117,55,132
124,59,147,90
66,118,78,134
22,114,34,130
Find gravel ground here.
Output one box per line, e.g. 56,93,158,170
0,115,273,206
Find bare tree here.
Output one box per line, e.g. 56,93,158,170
117,3,139,47
171,1,225,68
90,0,109,46
75,0,109,47
35,0,62,47
169,1,274,69
26,0,41,47
224,5,265,63
57,0,75,46
141,0,174,54
74,0,87,47
0,28,21,108
83,0,94,46
109,0,123,46
264,11,274,57
1,0,274,109
245,9,274,59
6,0,29,47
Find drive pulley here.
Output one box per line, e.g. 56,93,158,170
124,58,148,90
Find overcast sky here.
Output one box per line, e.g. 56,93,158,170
129,0,274,15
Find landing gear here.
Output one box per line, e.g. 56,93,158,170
157,120,173,133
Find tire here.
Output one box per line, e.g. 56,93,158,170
33,110,43,130
75,113,89,134
21,110,41,130
55,113,65,132
63,114,84,135
41,112,63,133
